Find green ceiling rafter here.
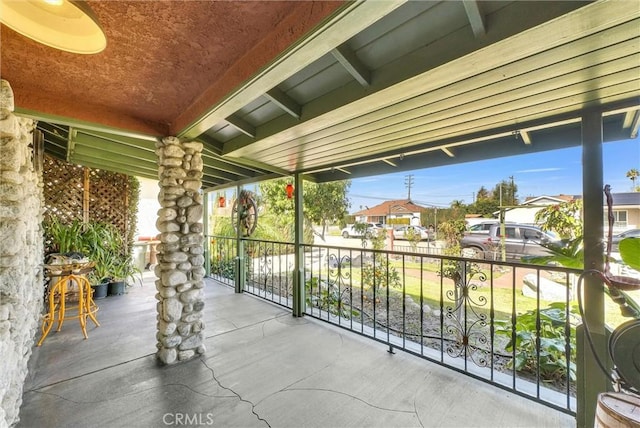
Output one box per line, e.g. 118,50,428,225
70,155,158,181
203,172,285,193
18,107,160,142
222,3,639,161
73,133,157,162
75,129,158,151
200,155,263,178
264,87,301,119
198,136,290,176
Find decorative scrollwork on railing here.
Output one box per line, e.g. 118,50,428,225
327,253,351,287
444,262,490,367
251,244,273,292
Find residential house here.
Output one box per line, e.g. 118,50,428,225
500,192,639,233
353,199,426,226
502,194,578,225
611,192,640,232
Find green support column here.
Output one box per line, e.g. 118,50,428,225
577,109,609,428
203,191,211,277
292,173,305,317
235,185,245,293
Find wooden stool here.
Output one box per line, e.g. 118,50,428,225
37,269,100,346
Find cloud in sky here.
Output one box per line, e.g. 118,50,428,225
516,167,564,173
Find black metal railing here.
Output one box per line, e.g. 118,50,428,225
243,238,295,307
207,235,237,286
205,235,581,414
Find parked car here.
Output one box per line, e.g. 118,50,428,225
461,223,562,260
466,220,502,234
610,228,640,253
341,222,383,238
393,225,433,241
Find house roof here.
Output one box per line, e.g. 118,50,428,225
523,194,578,205
2,1,639,190
611,192,640,207
354,199,427,216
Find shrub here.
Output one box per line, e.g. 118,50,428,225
495,302,578,382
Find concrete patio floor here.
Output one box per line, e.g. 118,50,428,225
18,272,576,428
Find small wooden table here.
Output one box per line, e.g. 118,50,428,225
37,264,100,346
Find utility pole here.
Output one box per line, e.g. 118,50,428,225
404,174,414,200
509,175,515,205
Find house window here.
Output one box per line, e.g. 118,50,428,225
613,210,628,227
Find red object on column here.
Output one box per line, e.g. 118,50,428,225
218,196,226,207
286,183,294,199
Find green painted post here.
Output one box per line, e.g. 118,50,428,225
577,110,609,428
203,191,211,277
235,185,245,294
292,173,305,317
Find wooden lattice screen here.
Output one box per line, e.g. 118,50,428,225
43,154,132,238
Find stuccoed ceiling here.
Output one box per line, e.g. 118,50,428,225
2,0,639,190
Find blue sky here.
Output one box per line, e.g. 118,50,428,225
348,138,639,213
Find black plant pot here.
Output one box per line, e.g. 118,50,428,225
92,282,108,299
108,280,126,296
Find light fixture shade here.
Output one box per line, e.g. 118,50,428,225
0,0,106,54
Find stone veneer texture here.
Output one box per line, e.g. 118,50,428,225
0,79,44,426
154,136,206,364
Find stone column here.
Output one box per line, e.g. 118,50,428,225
154,136,206,364
0,79,44,426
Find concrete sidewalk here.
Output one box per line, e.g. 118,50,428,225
18,274,575,427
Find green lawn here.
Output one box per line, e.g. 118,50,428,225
312,260,638,327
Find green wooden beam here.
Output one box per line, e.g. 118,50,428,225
264,87,301,119
462,0,486,37
69,155,158,180
225,115,256,139
331,44,371,87
73,133,157,162
292,172,305,317
577,110,609,428
16,108,160,141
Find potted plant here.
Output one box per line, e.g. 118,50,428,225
43,217,86,256
108,255,141,296
87,246,112,299
78,221,115,298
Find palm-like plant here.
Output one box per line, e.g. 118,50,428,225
627,168,639,191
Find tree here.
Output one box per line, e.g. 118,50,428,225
476,186,490,200
438,219,467,248
627,168,639,191
303,180,351,240
469,198,499,217
491,178,518,206
258,178,351,242
534,199,583,239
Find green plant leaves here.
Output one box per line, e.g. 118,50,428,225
619,238,640,271
495,302,578,382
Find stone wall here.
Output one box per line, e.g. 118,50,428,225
0,80,44,426
154,136,206,364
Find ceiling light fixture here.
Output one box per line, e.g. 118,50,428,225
0,0,106,54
